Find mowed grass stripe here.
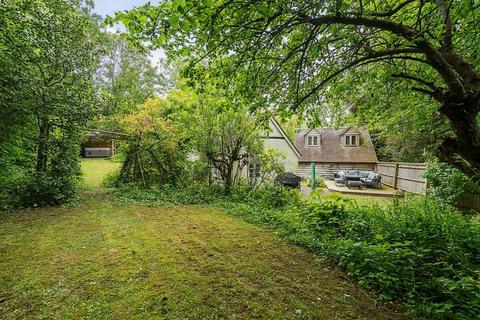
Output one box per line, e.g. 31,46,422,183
0,194,406,319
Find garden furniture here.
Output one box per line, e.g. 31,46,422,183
360,172,382,189
347,180,364,189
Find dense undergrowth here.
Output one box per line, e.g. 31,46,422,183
112,184,480,320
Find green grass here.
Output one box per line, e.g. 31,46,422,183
0,193,407,319
80,158,120,189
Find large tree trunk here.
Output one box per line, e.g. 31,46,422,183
36,119,50,174
437,97,480,183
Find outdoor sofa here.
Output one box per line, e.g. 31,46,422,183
334,170,382,189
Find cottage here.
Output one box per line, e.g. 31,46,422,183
243,118,301,182
294,127,378,179
261,118,301,173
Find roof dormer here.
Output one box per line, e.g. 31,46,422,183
343,133,359,147
306,133,320,147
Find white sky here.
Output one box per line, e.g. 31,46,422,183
93,0,165,66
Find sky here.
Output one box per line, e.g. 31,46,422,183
93,0,153,18
93,0,164,66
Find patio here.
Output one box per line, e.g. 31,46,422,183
324,180,403,197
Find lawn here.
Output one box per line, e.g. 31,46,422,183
80,158,120,189
0,193,406,319
0,159,406,319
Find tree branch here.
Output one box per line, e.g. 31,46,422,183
298,13,467,97
435,0,453,50
296,48,429,106
369,0,416,17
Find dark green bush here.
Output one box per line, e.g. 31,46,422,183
424,158,475,206
326,198,480,319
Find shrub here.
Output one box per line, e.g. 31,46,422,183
424,158,474,206
324,197,480,319
0,169,28,211
102,169,120,188
307,175,325,188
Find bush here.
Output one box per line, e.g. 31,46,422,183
424,158,474,206
322,197,480,319
0,169,28,211
307,175,325,188
112,183,224,206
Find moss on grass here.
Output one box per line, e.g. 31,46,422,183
0,193,406,319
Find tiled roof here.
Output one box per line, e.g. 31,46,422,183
294,127,378,163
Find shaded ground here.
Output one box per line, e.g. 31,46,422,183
0,160,406,319
80,158,120,189
0,194,406,319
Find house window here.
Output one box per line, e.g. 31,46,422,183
344,134,359,146
307,134,319,147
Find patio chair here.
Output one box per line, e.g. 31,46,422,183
334,171,346,186
334,177,345,186
360,172,382,189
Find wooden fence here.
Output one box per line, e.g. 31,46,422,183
375,162,428,195
457,191,480,211
375,162,480,211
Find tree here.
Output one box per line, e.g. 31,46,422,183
248,148,285,191
0,0,101,206
117,97,188,187
192,93,263,193
113,0,480,182
94,34,174,130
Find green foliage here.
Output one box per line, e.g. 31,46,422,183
327,197,480,319
249,148,285,189
102,169,120,188
112,184,480,319
0,0,102,208
425,158,474,205
308,175,325,189
113,183,223,206
93,34,174,131
114,96,192,187
113,0,480,180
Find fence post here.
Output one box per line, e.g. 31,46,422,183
393,162,399,189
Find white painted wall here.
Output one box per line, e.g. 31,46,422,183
240,119,299,182
263,119,298,174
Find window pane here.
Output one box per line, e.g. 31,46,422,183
308,136,312,145
351,135,356,145
345,135,350,145
313,136,318,145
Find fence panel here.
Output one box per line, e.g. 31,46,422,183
375,162,396,187
457,192,480,211
376,162,427,195
376,162,480,211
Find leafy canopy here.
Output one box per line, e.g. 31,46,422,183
111,0,480,181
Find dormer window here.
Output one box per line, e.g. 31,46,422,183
344,134,359,146
307,134,320,147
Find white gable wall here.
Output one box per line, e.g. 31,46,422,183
263,119,298,174
240,119,299,182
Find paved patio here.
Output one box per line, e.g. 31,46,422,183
323,180,403,197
